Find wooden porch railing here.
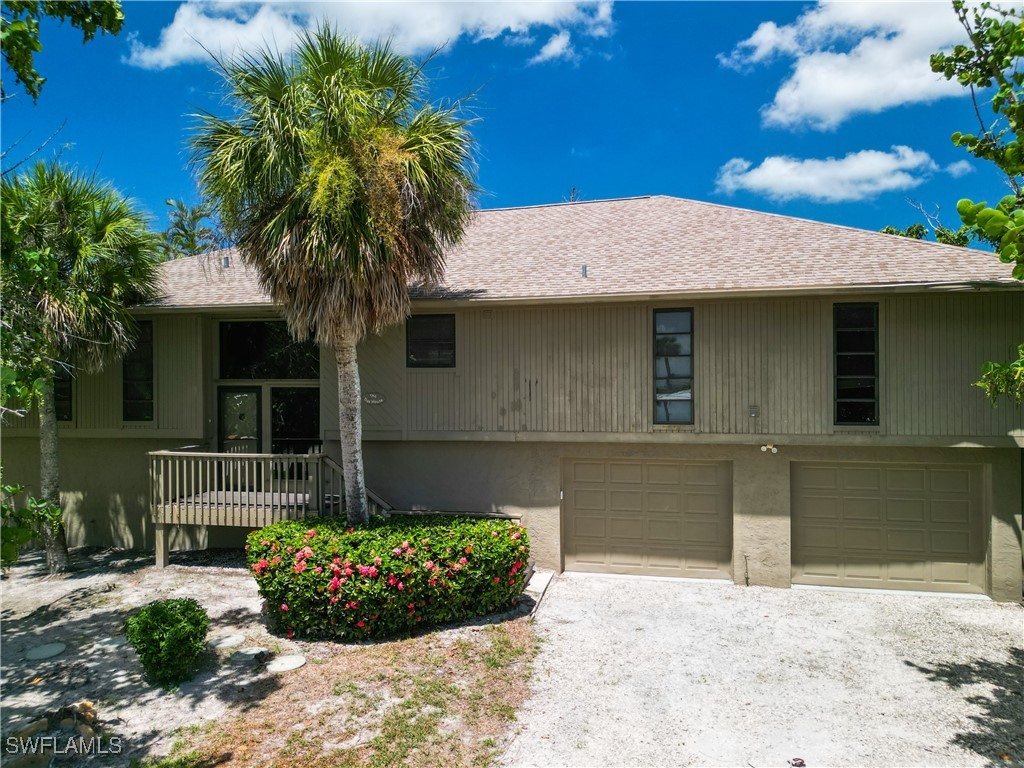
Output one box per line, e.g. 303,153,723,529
149,449,392,566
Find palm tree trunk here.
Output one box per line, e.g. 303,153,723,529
39,371,70,574
334,332,368,525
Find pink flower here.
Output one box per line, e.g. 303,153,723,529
313,566,323,574
512,532,521,540
397,582,404,590
392,547,403,556
491,531,499,537
329,576,341,592
293,561,307,574
425,560,435,570
280,603,289,611
509,578,516,585
373,556,382,566
458,557,468,565
493,577,500,583
251,558,269,576
347,527,355,534
402,541,410,549
296,546,314,560
356,620,365,628
287,628,294,639
387,574,398,587
306,529,317,538
261,539,271,546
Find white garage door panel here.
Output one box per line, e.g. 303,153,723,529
563,459,732,578
792,462,986,594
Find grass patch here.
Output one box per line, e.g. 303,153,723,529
147,617,538,768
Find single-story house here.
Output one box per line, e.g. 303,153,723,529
4,196,1022,600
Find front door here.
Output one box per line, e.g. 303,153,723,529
218,387,262,454
217,385,320,454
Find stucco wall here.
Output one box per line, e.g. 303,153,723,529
1,436,246,552
363,441,1022,601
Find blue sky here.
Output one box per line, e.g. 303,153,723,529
2,1,1009,237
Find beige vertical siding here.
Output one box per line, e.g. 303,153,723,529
882,292,1022,437
155,315,204,434
322,324,406,438
405,304,649,434
3,314,205,437
694,299,831,435
365,291,1022,440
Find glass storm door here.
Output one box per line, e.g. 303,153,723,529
218,387,262,454
270,387,320,454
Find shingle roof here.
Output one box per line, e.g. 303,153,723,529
151,195,1020,309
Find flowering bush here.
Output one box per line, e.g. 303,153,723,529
246,515,530,640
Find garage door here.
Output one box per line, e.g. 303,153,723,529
792,462,986,594
562,459,732,578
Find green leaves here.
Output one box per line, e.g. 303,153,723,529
123,598,210,687
932,2,1023,407
1,161,161,387
190,26,477,347
0,481,62,569
0,1,124,102
246,516,530,641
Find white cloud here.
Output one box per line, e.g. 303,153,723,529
945,159,974,178
720,2,970,130
715,145,938,203
126,1,612,69
530,30,574,64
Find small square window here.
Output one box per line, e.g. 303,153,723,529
407,315,455,368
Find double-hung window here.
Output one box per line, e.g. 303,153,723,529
654,309,693,424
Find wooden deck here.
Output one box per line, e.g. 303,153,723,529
149,449,347,566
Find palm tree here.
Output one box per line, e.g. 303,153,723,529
160,197,227,259
1,162,161,573
191,28,476,524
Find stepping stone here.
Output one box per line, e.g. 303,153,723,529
210,634,245,650
230,646,268,663
25,642,66,660
266,655,305,673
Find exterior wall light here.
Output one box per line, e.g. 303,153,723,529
760,443,778,454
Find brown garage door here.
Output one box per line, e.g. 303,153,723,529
792,462,986,594
562,459,732,578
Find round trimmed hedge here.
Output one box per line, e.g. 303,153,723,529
245,515,530,640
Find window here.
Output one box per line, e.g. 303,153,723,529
654,309,693,424
219,321,319,380
123,320,154,421
406,314,455,368
54,366,73,422
834,302,879,425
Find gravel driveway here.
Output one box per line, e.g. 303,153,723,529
503,573,1023,768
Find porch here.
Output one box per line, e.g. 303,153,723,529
149,449,391,567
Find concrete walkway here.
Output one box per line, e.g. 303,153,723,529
502,573,1023,768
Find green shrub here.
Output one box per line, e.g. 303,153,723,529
246,515,530,640
124,598,210,686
